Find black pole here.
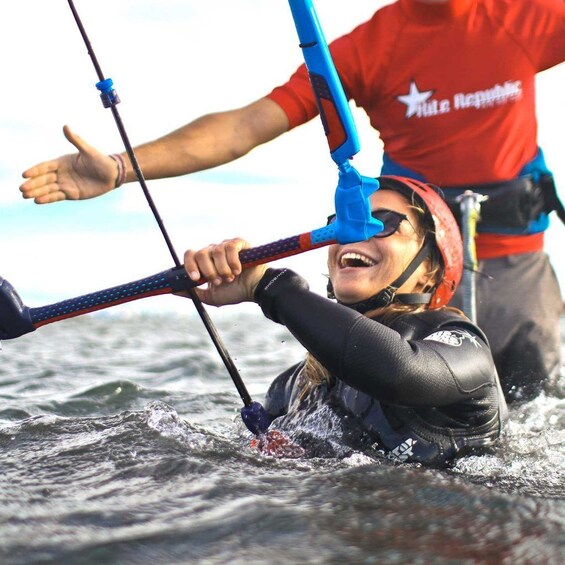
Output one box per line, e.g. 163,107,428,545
66,0,253,407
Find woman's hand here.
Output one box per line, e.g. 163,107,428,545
184,238,267,306
20,125,120,204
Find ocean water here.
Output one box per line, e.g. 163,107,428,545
0,311,563,565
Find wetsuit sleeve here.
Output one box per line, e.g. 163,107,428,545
254,269,496,407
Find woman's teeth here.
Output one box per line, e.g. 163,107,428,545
340,252,377,268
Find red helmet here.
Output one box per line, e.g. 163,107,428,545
378,175,463,309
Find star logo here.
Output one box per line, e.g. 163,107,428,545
396,80,434,118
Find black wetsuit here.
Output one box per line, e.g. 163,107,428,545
255,269,508,467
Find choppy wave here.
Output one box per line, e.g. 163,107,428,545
0,313,564,564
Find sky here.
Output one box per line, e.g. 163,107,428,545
1,0,564,320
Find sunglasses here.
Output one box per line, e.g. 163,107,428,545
326,209,412,238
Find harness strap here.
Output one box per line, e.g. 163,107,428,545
442,174,565,232
540,174,565,224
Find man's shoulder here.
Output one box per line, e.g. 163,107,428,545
481,0,564,22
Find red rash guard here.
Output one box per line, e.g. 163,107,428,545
267,0,565,258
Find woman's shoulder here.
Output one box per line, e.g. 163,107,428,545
387,308,489,344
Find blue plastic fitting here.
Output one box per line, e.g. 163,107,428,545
96,78,120,108
310,168,382,245
240,401,271,435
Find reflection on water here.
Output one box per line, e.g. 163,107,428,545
0,313,563,564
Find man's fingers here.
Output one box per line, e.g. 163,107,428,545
20,171,58,191
63,125,93,155
34,191,66,205
20,173,59,199
21,160,58,180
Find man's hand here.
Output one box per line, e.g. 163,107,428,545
20,125,120,204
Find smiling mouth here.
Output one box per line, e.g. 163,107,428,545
339,252,377,268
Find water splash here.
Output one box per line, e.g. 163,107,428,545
144,400,213,450
451,393,565,497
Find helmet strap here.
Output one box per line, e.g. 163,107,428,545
328,236,434,314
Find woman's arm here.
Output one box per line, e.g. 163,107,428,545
181,239,497,409
255,269,497,407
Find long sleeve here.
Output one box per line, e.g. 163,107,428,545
254,269,497,407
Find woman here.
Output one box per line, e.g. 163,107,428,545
184,176,508,466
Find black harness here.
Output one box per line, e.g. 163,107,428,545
442,174,565,231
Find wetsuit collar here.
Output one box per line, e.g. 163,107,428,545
399,0,474,23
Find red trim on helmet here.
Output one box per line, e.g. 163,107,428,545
379,175,463,309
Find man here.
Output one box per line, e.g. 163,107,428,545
19,0,565,401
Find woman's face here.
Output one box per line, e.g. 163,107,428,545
328,189,430,305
